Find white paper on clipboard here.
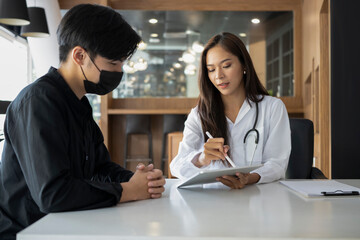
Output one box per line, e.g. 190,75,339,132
280,180,360,197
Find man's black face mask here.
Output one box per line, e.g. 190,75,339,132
80,55,123,95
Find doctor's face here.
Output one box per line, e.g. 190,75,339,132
206,45,245,97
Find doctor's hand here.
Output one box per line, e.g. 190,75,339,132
216,172,261,189
120,164,165,202
194,137,230,167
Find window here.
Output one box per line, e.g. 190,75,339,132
109,10,294,98
0,26,32,101
266,20,294,97
86,94,101,123
0,26,32,158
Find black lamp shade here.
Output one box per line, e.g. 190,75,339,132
21,7,49,38
0,0,30,26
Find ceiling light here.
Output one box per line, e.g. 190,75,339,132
192,41,204,53
173,62,182,69
150,33,158,38
182,50,196,63
138,41,147,50
149,18,158,24
149,57,164,65
20,7,49,38
134,58,148,71
239,33,247,37
123,61,137,74
165,71,173,77
149,38,160,43
251,18,260,24
184,64,197,75
163,32,187,39
0,0,30,26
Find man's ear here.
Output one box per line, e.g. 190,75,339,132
71,46,87,66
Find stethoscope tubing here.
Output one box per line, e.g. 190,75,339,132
243,102,259,144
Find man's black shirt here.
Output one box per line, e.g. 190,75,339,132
0,67,133,239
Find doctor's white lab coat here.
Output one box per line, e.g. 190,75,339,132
170,95,291,184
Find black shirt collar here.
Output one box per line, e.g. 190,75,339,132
46,67,93,118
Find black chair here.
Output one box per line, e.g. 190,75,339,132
0,100,11,114
286,118,327,179
161,114,186,172
124,115,153,169
0,101,11,143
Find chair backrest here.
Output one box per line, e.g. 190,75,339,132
0,101,11,114
162,114,186,158
124,115,153,168
125,115,151,135
167,131,183,178
163,114,186,135
161,114,187,170
286,118,314,179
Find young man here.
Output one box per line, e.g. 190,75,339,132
0,4,165,240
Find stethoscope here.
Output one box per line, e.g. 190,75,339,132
243,102,259,165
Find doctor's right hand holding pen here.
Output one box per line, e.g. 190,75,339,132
193,136,230,168
193,133,254,189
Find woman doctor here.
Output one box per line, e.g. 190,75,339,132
170,32,291,189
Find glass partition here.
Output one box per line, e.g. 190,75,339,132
113,10,293,98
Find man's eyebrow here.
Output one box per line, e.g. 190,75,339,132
206,58,232,66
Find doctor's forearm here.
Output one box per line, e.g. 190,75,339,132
192,152,209,168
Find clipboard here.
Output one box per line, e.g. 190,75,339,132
280,180,360,197
177,164,263,188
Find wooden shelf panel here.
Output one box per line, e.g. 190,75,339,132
107,109,191,115
108,108,302,115
287,108,304,114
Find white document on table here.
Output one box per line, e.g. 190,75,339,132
280,180,360,197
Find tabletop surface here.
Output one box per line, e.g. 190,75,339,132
17,179,360,240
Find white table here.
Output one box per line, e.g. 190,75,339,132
17,179,360,240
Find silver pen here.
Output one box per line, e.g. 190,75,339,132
205,131,236,167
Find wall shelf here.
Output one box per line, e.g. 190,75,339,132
107,109,191,115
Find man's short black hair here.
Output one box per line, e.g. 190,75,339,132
57,4,141,62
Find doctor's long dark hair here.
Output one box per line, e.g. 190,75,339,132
197,32,268,153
